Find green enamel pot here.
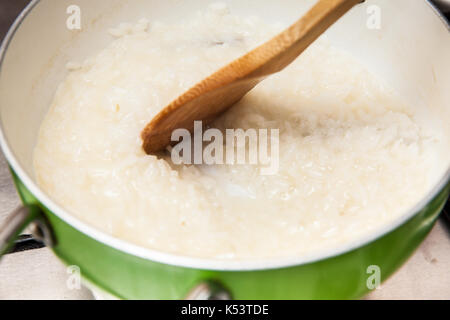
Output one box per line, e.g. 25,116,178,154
0,0,449,300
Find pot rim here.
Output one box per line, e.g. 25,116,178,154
0,0,449,271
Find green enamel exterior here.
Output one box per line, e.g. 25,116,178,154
11,170,449,300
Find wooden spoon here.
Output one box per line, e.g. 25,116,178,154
142,0,363,154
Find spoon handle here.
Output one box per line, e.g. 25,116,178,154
246,0,363,78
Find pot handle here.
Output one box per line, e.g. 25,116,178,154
185,281,232,300
0,206,53,258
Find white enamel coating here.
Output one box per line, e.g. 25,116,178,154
0,0,449,271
